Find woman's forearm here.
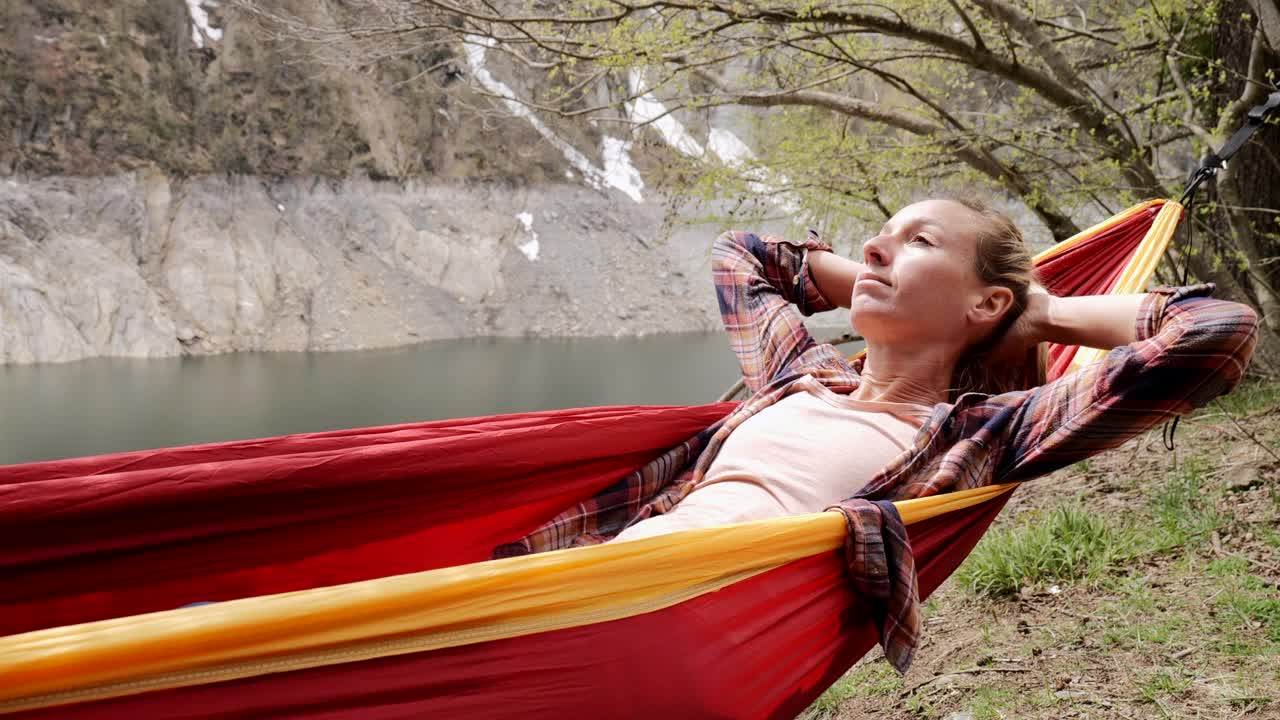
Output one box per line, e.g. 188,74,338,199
1030,292,1148,350
807,250,864,309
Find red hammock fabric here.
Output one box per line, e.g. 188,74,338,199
12,479,1010,720
1038,204,1164,377
0,404,734,636
0,202,1170,717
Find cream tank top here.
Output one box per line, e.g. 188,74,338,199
612,376,933,543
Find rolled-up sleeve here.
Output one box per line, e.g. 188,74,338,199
997,283,1258,481
712,229,839,392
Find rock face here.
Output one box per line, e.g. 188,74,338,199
0,177,178,363
0,173,734,364
0,1,856,364
0,0,577,182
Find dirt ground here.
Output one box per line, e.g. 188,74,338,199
810,386,1280,720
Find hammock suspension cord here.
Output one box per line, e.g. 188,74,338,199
1163,82,1280,450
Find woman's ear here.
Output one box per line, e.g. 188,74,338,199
968,285,1015,329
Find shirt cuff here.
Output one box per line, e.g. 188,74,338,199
1136,283,1215,341
794,229,838,316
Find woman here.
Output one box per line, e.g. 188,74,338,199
497,193,1256,671
609,195,1259,543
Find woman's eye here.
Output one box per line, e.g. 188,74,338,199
911,235,932,246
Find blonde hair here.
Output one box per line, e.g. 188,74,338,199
937,193,1047,400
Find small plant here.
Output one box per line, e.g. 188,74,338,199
1147,457,1228,549
968,687,1018,719
903,693,936,717
1216,576,1280,645
796,660,903,719
957,501,1134,598
1205,556,1250,576
1136,668,1192,704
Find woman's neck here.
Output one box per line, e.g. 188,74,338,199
854,342,957,406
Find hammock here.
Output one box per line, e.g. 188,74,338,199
0,199,1182,719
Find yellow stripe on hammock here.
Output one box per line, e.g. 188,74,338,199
0,483,1016,712
1067,200,1182,372
1031,198,1167,264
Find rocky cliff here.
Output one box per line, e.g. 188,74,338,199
0,1,865,364
1,0,582,180
0,172,737,363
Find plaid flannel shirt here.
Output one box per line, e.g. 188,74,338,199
496,229,1258,672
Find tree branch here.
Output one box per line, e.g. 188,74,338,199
717,82,1080,237
946,0,988,52
1166,25,1216,148
1214,22,1271,139
969,0,1157,192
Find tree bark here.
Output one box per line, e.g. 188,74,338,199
1201,0,1280,375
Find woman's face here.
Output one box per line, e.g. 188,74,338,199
850,199,994,347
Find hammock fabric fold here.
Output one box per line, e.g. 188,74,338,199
0,403,736,636
0,199,1182,718
9,480,1012,720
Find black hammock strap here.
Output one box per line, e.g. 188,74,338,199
1180,82,1280,205
1164,83,1279,451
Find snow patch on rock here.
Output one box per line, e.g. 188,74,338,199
465,37,644,203
515,211,540,260
707,127,753,165
626,71,799,214
187,1,221,48
601,136,645,204
626,71,705,157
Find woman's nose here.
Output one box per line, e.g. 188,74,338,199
862,235,890,266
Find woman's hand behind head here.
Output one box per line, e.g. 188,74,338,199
986,283,1050,373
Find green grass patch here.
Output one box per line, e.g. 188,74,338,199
957,453,1242,600
1205,556,1250,576
1207,379,1280,417
797,660,902,720
902,693,936,717
1146,457,1228,550
922,597,940,618
956,502,1135,598
1101,613,1190,650
1216,576,1280,645
967,687,1019,719
1136,667,1192,704
1097,576,1192,650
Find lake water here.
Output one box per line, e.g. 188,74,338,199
0,334,749,466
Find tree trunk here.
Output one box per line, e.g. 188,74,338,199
1199,0,1280,376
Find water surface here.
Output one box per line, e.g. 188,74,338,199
1,334,747,466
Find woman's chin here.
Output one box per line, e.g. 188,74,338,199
849,306,894,335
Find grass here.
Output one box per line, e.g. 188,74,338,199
1098,582,1191,651
968,687,1018,719
955,502,1135,598
1096,556,1280,658
1207,378,1280,417
956,455,1235,600
1214,573,1280,646
797,660,902,720
1146,457,1229,550
1136,667,1192,705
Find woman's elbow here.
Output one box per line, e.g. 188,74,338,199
1189,301,1260,403
710,230,755,274
1219,301,1259,366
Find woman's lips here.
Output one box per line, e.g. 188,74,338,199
856,272,891,287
